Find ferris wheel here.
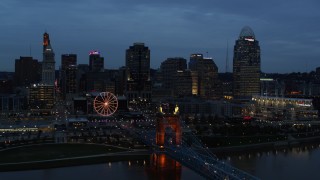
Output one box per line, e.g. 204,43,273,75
93,92,118,116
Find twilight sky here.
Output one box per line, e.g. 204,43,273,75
0,0,319,73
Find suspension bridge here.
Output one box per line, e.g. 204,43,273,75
121,104,259,180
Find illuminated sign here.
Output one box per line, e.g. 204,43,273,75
260,78,274,81
245,38,255,42
297,101,312,107
89,50,100,55
243,116,252,121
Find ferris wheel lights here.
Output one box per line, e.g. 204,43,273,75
93,92,118,117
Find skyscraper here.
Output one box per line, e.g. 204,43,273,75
160,57,187,89
89,50,104,72
189,54,219,99
174,70,198,97
14,56,41,87
125,43,151,102
60,54,77,99
27,32,56,116
42,32,55,85
233,26,261,99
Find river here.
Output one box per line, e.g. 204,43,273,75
1,143,320,180
218,142,320,180
0,154,205,180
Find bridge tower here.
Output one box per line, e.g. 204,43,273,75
156,103,181,149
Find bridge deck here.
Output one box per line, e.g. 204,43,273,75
125,125,259,180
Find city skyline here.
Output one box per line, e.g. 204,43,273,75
0,0,319,73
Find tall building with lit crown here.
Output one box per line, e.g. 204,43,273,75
28,32,56,116
43,32,50,52
42,32,55,85
125,43,151,102
89,51,104,72
233,26,261,99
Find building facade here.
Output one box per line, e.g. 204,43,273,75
125,43,151,102
189,54,219,99
233,26,261,99
60,54,77,99
14,56,41,87
89,51,104,72
28,84,54,115
251,95,318,121
0,94,27,117
160,57,187,89
174,70,198,97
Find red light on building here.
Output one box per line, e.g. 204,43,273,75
290,91,301,95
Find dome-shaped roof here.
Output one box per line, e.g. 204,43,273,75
239,26,255,38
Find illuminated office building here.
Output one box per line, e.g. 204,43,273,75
174,70,198,97
189,54,219,99
28,84,54,115
233,26,261,99
251,95,318,121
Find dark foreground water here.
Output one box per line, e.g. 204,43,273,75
0,158,204,180
1,144,320,180
219,143,320,180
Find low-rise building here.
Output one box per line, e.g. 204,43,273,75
251,95,318,121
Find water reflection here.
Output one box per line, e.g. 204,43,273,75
0,153,203,180
218,143,320,180
146,153,182,180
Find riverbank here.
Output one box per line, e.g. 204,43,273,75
0,143,150,172
2,135,320,172
211,135,320,154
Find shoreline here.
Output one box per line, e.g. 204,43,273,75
0,151,150,172
211,135,320,154
2,135,320,172
0,143,150,172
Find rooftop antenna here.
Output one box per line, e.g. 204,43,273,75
225,41,229,73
